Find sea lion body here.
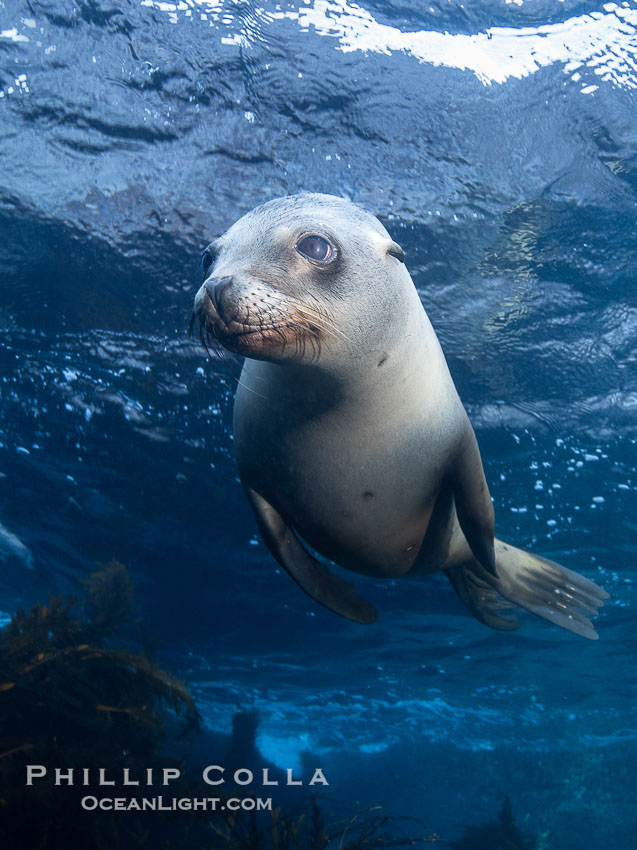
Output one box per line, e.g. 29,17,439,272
234,324,467,580
194,193,608,638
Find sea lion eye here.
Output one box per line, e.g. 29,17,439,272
201,247,215,279
296,235,334,264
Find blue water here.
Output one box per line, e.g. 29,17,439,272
1,0,637,845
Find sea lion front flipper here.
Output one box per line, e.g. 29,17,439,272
452,427,498,577
445,564,520,631
245,489,378,625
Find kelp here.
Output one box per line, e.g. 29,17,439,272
0,562,198,757
212,795,442,850
0,561,200,849
0,562,477,850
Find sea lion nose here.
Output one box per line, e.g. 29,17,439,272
204,275,234,321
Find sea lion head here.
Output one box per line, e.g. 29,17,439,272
193,193,410,367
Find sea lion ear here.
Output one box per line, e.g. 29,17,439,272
387,241,404,263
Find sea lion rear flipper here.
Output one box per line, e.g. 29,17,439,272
452,427,498,577
488,542,609,640
245,489,378,625
448,543,609,639
445,564,520,631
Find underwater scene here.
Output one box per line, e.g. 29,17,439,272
1,0,637,847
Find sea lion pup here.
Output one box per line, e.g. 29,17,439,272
193,193,609,639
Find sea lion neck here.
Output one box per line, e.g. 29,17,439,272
239,302,448,416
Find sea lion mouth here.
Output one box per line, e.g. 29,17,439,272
192,285,328,363
192,272,350,364
198,316,322,362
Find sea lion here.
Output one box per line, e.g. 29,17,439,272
193,193,609,639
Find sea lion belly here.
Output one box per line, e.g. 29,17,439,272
233,362,452,578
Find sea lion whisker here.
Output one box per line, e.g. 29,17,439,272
275,294,331,324
196,321,213,358
306,333,321,364
244,293,340,344
233,374,268,400
298,311,343,341
201,322,228,366
290,319,321,363
267,292,332,327
274,299,348,344
282,314,323,356
284,299,350,343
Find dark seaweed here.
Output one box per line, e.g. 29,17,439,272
0,561,200,849
0,563,441,850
